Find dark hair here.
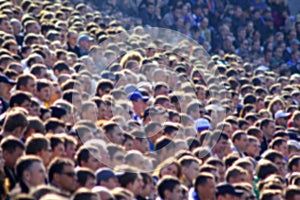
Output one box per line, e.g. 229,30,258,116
157,176,181,199
48,157,74,182
15,155,42,180
1,136,25,153
25,134,50,154
76,167,96,187
9,91,32,108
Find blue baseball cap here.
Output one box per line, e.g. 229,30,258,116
96,168,117,185
128,91,149,102
78,34,94,43
0,74,16,85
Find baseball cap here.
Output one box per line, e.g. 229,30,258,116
195,118,211,132
0,74,16,85
96,168,117,185
275,110,291,120
216,183,244,197
78,34,94,43
128,91,149,102
291,39,300,45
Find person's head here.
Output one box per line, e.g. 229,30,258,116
130,130,149,153
107,143,125,167
246,135,261,158
75,145,101,172
262,150,286,176
15,155,46,188
154,136,176,161
225,165,248,184
178,155,201,185
186,101,204,120
0,74,16,101
216,182,243,200
140,172,155,199
96,79,114,97
256,159,278,180
36,79,51,102
1,136,25,169
30,64,48,79
81,101,98,122
16,74,36,94
211,132,229,159
9,91,32,111
76,167,96,189
3,110,28,138
44,118,66,133
157,176,181,200
116,166,143,196
288,155,300,173
48,135,66,159
124,150,145,170
270,137,288,157
0,15,12,33
48,157,77,193
72,187,98,200
96,167,118,189
232,130,248,152
260,118,276,139
102,121,124,145
259,189,282,200
285,185,300,200
25,133,51,166
194,172,217,199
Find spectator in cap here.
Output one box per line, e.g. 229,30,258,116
96,168,118,189
78,34,94,56
275,110,291,128
216,182,244,200
128,91,148,122
0,74,16,113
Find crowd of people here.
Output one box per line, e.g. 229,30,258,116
0,0,300,200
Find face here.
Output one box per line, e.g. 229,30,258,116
236,134,248,152
9,44,18,55
132,174,143,196
274,157,287,176
65,143,76,160
167,184,182,200
52,143,66,158
86,154,101,171
38,86,51,102
83,105,98,122
124,139,134,151
203,179,217,199
0,82,13,101
185,161,200,183
19,99,31,111
264,122,276,137
29,105,41,117
0,19,12,33
58,165,77,192
28,161,46,186
110,127,124,145
84,176,96,189
40,147,52,166
4,147,24,169
247,141,261,158
160,164,178,178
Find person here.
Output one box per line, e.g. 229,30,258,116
216,182,243,200
95,168,119,189
48,157,77,196
1,136,25,190
188,172,217,200
25,133,52,166
76,167,96,189
156,175,182,200
10,155,46,196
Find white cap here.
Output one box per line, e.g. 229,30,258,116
274,110,290,120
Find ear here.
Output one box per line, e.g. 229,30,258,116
23,170,31,182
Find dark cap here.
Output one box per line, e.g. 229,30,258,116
216,183,244,197
0,74,16,85
96,168,116,185
50,106,67,119
128,91,149,102
291,39,300,45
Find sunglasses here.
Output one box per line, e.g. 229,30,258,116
61,171,76,177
